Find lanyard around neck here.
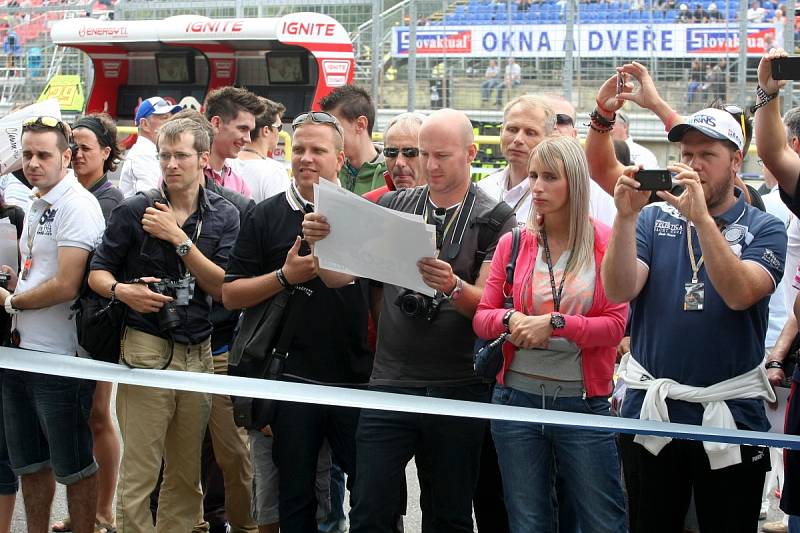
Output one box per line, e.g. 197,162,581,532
540,227,567,312
686,222,704,284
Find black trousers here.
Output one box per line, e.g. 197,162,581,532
350,383,489,533
271,400,359,533
619,432,769,533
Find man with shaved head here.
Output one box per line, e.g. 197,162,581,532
337,108,516,531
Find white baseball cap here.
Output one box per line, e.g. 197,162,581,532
667,108,744,152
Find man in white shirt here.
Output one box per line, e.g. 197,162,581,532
612,111,659,169
495,58,521,106
228,97,289,203
0,116,105,533
118,96,181,198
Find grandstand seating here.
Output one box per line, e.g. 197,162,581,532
436,0,744,25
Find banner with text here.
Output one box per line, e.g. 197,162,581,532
391,23,776,58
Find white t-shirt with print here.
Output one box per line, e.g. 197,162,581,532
15,173,105,355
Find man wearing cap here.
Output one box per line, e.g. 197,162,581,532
600,104,786,532
119,96,182,198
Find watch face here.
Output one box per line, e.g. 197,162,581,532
551,313,566,329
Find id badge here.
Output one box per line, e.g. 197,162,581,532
684,282,704,311
20,257,32,281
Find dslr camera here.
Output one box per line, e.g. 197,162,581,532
395,290,442,322
149,277,195,332
0,272,10,290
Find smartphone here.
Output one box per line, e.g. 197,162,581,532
616,72,624,95
636,169,673,191
772,57,800,80
299,239,312,257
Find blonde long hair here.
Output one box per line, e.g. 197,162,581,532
527,136,595,274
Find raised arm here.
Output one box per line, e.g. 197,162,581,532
755,48,800,198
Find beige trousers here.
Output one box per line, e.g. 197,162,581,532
115,327,213,533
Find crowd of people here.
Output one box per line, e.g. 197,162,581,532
0,48,799,533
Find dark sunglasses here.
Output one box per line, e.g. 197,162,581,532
384,147,420,158
556,113,574,127
723,104,747,135
22,115,70,142
292,111,343,138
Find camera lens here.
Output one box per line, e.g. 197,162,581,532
400,294,422,317
158,301,180,332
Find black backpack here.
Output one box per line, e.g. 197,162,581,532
72,189,163,363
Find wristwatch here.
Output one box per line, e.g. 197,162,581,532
175,239,194,257
4,294,17,315
445,276,463,301
502,309,516,332
550,312,566,330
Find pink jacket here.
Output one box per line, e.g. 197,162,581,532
473,220,627,397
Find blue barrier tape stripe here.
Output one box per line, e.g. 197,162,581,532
2,348,800,449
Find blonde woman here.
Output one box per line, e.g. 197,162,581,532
473,136,628,533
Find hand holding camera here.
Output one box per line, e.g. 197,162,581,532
758,47,790,96
613,166,652,218
655,163,710,224
115,277,173,315
281,236,317,286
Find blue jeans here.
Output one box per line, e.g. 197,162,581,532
2,369,96,485
790,514,800,533
491,385,626,533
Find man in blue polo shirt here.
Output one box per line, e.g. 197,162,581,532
602,107,787,533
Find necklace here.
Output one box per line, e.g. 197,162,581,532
241,148,266,160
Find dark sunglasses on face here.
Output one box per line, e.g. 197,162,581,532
22,116,71,143
384,147,420,158
556,113,574,127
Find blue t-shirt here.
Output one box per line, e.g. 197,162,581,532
621,193,787,431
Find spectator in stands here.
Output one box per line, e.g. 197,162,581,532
473,135,628,533
481,60,502,105
305,109,516,533
2,115,105,533
496,58,521,106
203,86,267,199
118,96,181,198
517,0,532,11
611,111,659,169
2,29,20,73
590,65,784,533
692,2,708,22
319,84,386,195
678,3,692,22
708,2,724,20
223,111,371,533
688,58,704,104
228,97,289,203
56,113,124,533
89,118,239,533
710,58,728,102
749,0,766,21
363,111,426,203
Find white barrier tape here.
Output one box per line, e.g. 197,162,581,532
2,348,800,449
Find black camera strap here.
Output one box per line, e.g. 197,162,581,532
415,183,477,261
265,285,314,378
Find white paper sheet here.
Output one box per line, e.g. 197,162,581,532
0,99,62,175
0,222,18,274
313,179,437,296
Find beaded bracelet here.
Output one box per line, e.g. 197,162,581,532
588,108,615,133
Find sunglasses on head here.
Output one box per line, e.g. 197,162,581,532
384,147,420,158
723,104,747,136
22,116,70,142
292,111,344,137
556,113,574,127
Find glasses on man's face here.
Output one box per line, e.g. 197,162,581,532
158,151,199,163
292,111,344,138
271,122,283,132
556,114,574,127
22,116,70,142
384,147,420,158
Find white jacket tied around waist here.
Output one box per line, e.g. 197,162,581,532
618,353,776,470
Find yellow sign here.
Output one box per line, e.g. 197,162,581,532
37,75,85,113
